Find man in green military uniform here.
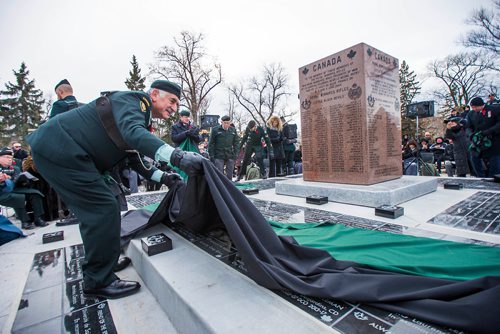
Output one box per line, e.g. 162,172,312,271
28,80,204,299
236,120,272,181
208,115,240,180
49,79,81,118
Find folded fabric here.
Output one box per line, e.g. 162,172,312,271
142,160,500,333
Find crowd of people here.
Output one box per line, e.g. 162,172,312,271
402,94,500,178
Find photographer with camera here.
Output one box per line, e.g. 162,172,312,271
27,80,204,300
0,147,46,229
465,97,500,177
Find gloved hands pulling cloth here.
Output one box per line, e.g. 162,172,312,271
170,148,204,176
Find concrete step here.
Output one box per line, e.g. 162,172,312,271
126,224,338,334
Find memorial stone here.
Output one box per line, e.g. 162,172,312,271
299,43,402,185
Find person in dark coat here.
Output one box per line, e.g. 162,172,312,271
171,109,202,147
466,97,500,177
236,120,272,181
266,115,285,178
208,115,240,180
0,147,46,229
281,116,297,175
49,79,81,118
27,80,204,300
445,117,470,177
11,142,28,161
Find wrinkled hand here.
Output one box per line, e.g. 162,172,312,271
170,148,204,176
160,172,182,187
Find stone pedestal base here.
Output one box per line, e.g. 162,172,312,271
275,176,437,207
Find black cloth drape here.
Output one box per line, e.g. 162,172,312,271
130,160,500,333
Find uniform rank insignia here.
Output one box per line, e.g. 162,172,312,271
140,101,147,112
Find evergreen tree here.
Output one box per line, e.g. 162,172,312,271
399,60,421,140
124,55,146,91
0,62,45,145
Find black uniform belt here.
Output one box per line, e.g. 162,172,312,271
95,94,133,151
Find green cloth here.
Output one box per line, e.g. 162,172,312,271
270,221,500,281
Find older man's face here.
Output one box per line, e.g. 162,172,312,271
151,90,180,120
0,154,13,168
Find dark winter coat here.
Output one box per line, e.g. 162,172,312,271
445,126,470,176
266,127,285,160
171,121,202,147
465,104,500,158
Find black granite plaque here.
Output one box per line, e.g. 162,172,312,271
63,279,105,312
306,195,328,205
169,222,206,242
42,230,64,243
443,182,464,190
242,187,259,195
141,233,173,256
275,290,353,326
65,257,84,282
335,309,393,334
63,302,117,334
56,216,80,226
25,249,64,292
375,205,404,219
193,236,237,259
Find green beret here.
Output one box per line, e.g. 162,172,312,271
54,79,70,91
0,147,13,156
151,80,181,99
179,109,191,117
221,115,230,121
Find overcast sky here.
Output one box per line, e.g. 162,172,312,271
0,0,493,120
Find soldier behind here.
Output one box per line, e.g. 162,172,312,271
208,115,240,180
236,120,272,181
49,79,80,118
466,97,500,177
171,109,202,147
27,80,204,299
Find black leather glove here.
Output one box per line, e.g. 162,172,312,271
160,171,182,187
170,148,204,176
188,127,199,138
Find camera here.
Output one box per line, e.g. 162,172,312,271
0,167,15,176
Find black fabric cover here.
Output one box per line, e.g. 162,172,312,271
144,160,500,333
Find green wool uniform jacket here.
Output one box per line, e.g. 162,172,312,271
208,125,240,160
28,91,164,177
49,95,80,118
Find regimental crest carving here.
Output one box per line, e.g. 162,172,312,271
395,99,400,111
301,99,311,110
367,94,375,107
347,49,356,59
354,311,369,321
348,84,362,100
367,48,373,57
302,67,309,75
320,315,333,322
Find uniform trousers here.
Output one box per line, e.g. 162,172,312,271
32,152,120,289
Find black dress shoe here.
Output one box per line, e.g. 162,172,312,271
34,218,48,227
113,256,132,272
83,279,141,299
22,222,35,230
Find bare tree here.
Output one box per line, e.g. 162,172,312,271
428,51,495,112
461,1,500,54
228,63,294,126
150,31,222,125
